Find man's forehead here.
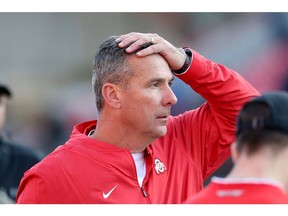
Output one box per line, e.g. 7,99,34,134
128,52,168,65
128,54,171,74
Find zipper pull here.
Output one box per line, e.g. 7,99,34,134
141,187,148,197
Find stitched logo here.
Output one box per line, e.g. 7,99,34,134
154,159,166,174
103,185,117,199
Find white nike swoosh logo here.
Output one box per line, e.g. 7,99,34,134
103,185,117,199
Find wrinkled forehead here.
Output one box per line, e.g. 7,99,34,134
127,54,172,78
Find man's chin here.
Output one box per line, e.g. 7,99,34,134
154,127,167,138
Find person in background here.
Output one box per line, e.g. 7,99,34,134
185,91,288,204
0,83,43,203
16,32,259,204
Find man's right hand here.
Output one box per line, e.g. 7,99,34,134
116,32,186,71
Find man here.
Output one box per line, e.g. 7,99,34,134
185,91,288,204
16,32,259,204
0,83,42,203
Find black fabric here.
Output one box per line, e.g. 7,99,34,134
237,91,288,135
172,48,193,74
0,137,42,201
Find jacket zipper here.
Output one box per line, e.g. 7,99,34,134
141,187,148,197
126,149,150,201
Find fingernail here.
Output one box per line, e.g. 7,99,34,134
117,42,124,48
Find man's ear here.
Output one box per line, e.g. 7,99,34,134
231,141,239,163
102,83,122,109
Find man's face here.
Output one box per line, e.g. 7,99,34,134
0,94,8,133
119,54,178,139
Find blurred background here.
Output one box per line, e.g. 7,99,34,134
1,12,288,180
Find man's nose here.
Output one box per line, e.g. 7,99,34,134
163,87,178,106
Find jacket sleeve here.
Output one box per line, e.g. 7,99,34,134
16,169,61,204
169,49,260,180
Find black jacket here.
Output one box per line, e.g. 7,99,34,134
0,137,42,202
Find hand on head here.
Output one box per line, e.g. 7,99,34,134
116,32,186,71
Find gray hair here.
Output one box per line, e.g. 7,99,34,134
92,36,134,113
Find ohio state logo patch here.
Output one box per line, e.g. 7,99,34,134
154,158,166,174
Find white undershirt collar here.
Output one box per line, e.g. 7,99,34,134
131,152,146,187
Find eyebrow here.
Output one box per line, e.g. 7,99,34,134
145,76,175,86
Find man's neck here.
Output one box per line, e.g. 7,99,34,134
90,118,154,153
227,153,285,189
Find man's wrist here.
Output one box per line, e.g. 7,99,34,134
172,48,193,74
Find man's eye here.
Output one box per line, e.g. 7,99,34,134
168,82,173,87
152,82,159,87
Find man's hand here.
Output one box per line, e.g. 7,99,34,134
116,32,186,71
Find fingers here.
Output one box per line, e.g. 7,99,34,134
116,32,186,70
116,32,159,56
116,32,156,47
